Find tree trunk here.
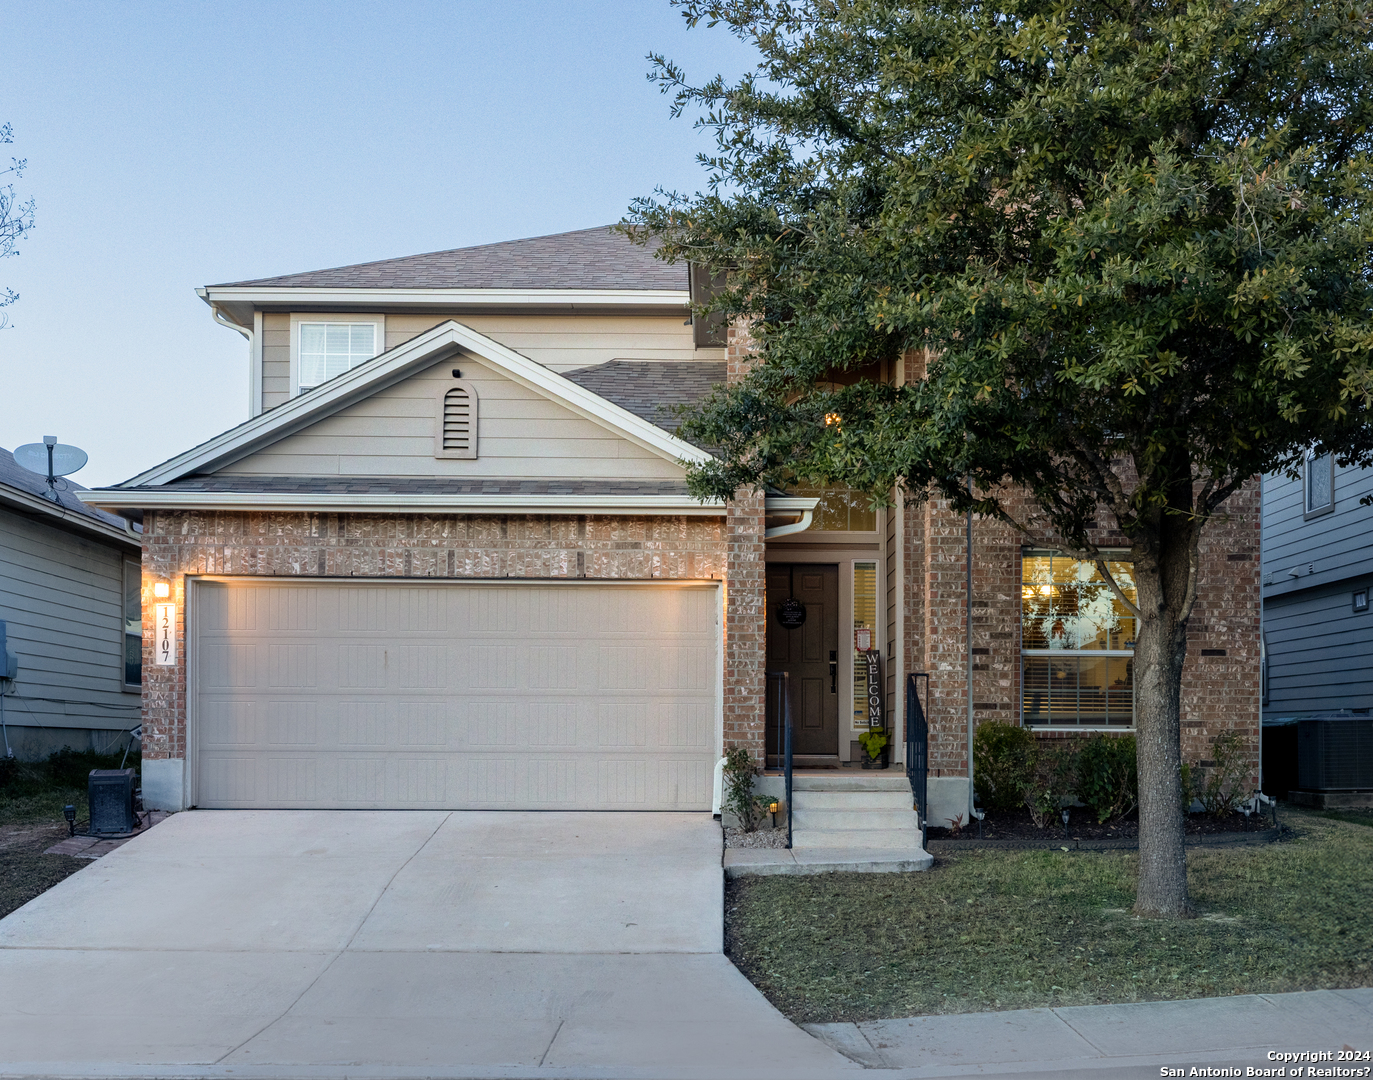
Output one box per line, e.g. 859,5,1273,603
1130,511,1197,920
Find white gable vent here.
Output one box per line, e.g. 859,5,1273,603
435,381,478,459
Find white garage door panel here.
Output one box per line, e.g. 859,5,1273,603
193,580,719,810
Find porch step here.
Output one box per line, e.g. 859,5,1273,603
791,790,914,810
786,772,927,856
793,808,919,832
790,829,927,851
791,774,910,792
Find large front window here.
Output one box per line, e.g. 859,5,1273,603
1021,552,1135,727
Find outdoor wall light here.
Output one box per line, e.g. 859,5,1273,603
153,581,170,599
63,804,76,836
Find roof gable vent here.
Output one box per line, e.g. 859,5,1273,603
435,381,478,459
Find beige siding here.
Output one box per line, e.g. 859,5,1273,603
261,312,291,411
384,312,722,372
220,357,685,479
0,508,141,735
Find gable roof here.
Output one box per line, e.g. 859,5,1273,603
95,320,714,492
0,448,140,549
562,361,724,437
209,226,684,292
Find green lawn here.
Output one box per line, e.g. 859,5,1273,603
724,808,1373,1023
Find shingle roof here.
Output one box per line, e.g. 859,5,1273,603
131,476,692,497
561,360,725,435
0,447,137,535
211,226,686,292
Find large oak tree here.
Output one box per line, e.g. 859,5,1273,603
627,0,1373,917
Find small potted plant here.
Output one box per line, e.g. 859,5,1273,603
858,728,889,769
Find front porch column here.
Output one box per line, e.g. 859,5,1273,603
724,489,767,762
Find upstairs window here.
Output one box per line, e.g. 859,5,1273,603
435,381,478,459
1022,552,1135,728
1304,450,1334,519
788,483,877,532
299,322,378,391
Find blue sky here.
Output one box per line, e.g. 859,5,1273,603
0,2,754,486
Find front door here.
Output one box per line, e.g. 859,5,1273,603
765,563,840,759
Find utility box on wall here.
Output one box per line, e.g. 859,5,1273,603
88,768,136,835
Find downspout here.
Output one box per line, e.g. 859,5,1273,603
967,482,975,819
764,509,814,539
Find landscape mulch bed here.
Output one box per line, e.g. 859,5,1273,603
926,807,1278,851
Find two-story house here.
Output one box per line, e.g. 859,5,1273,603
83,226,1262,824
1260,456,1373,798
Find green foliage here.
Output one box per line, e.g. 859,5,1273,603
722,744,771,832
973,722,1037,811
1024,745,1079,830
1189,732,1251,815
1076,734,1139,824
857,728,889,761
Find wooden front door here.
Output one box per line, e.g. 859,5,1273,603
765,563,840,758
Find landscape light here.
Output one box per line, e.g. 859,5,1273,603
63,805,76,836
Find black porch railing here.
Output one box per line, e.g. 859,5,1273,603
765,670,794,849
906,672,930,850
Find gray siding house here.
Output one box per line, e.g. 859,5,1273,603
1263,455,1373,721
0,448,143,758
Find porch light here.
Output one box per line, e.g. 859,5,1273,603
153,581,170,599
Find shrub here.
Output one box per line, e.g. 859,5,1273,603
1076,733,1138,823
1191,731,1250,815
1024,744,1077,829
973,722,1036,810
722,745,771,832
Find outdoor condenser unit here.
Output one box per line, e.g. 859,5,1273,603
88,768,137,835
1296,717,1373,792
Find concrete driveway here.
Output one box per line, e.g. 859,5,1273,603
0,810,853,1078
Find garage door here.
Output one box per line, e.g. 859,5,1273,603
192,579,719,810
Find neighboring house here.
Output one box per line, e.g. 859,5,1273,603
82,226,1261,821
0,448,143,759
1260,455,1373,792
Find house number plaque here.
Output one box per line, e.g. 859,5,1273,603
154,603,176,666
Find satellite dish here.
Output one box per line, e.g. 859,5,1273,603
13,438,88,501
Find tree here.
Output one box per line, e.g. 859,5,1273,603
627,0,1373,917
0,123,36,327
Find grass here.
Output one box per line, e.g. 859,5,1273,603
724,808,1373,1024
0,747,141,919
1316,807,1373,828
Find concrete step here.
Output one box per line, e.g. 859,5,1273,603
792,808,921,832
791,828,928,851
792,790,914,810
791,774,911,792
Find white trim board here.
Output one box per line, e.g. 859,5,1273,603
198,286,689,309
117,319,714,488
79,491,726,516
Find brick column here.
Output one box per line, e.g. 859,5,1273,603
722,320,768,762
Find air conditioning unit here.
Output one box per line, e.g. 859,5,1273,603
1296,717,1373,792
88,768,137,836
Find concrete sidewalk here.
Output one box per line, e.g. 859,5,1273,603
807,986,1373,1077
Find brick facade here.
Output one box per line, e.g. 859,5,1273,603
905,488,1262,785
138,509,732,764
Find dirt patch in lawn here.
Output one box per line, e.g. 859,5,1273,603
926,806,1275,842
0,820,89,920
724,808,1373,1024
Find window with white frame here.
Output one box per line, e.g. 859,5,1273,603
1022,552,1135,728
1304,449,1334,518
298,322,378,391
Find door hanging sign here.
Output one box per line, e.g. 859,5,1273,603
154,603,176,666
777,597,807,629
863,649,883,728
